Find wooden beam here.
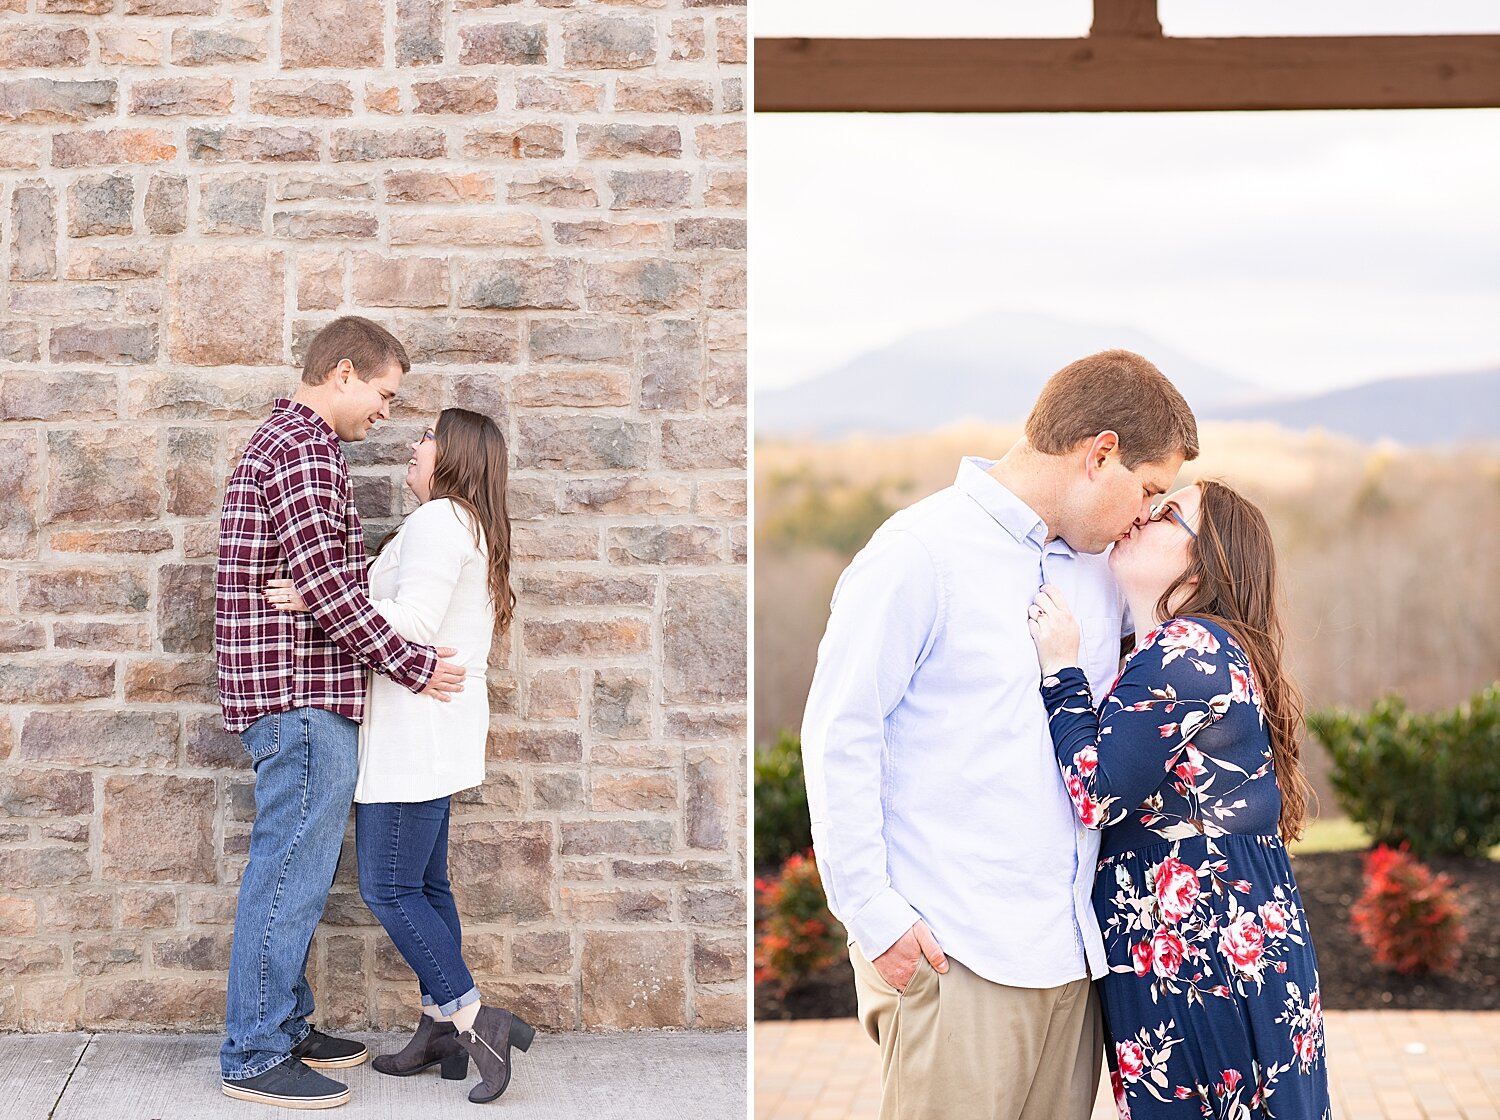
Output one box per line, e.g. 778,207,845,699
755,35,1500,113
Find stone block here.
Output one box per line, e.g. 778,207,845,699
0,658,114,704
273,211,378,240
102,774,216,883
18,566,148,613
521,618,650,660
527,318,631,365
462,125,566,161
681,884,743,927
412,77,497,114
590,668,652,739
694,479,746,519
8,181,55,281
73,935,143,977
456,259,581,311
52,621,152,651
20,711,177,767
281,0,384,68
552,220,666,250
83,977,225,1029
277,174,374,201
0,621,44,652
187,126,320,163
587,259,698,313
563,886,670,923
352,254,449,308
67,175,132,238
685,746,731,850
563,17,655,69
200,174,267,234
705,168,746,209
145,174,188,234
52,129,175,170
512,369,630,408
167,246,285,365
389,212,542,248
0,134,41,169
152,931,232,971
524,667,578,721
364,84,401,114
130,78,234,117
0,941,66,978
166,428,219,516
125,657,215,704
0,25,89,68
458,23,547,66
297,251,344,310
0,846,89,889
397,316,520,364
579,124,682,159
516,572,654,607
126,0,216,11
613,78,714,114
383,170,493,204
515,76,601,112
662,416,746,470
608,171,693,213
64,246,164,280
507,172,596,208
129,371,288,419
0,436,37,559
448,820,554,921
396,0,444,66
331,128,445,162
185,713,247,769
0,79,116,124
250,80,354,117
694,933,744,983
514,416,648,471
663,574,745,703
581,931,687,1028
49,529,172,553
608,525,719,566
670,18,706,62
120,890,178,929
0,898,39,937
48,323,157,365
641,319,703,410
45,427,160,521
0,768,93,816
98,28,162,65
0,372,116,422
693,990,745,1029
512,931,571,975
697,121,746,161
170,26,267,66
675,217,745,251
487,725,581,765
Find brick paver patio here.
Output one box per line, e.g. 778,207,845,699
756,1012,1500,1120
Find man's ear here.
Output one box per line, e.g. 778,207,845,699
1085,430,1119,478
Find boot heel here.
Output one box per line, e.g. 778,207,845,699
440,1051,470,1080
510,1018,536,1053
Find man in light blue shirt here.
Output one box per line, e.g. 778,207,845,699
802,350,1200,1120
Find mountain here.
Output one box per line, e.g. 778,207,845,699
756,309,1500,446
755,309,1265,438
1201,367,1500,446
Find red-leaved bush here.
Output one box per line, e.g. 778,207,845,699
1350,844,1468,975
754,849,846,999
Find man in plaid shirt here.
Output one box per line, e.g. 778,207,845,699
216,316,466,1110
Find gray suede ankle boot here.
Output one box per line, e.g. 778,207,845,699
371,1016,469,1079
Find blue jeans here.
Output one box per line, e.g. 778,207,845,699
355,797,479,1017
221,708,358,1080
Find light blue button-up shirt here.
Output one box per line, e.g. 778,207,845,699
801,457,1127,988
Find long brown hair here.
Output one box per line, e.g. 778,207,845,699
1157,479,1312,842
428,408,516,633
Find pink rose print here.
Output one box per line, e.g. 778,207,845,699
1151,927,1187,979
1162,619,1220,656
1259,901,1289,937
1294,1032,1318,1065
1310,991,1323,1032
1173,1086,1194,1100
1064,771,1102,827
1221,1069,1242,1093
1152,856,1201,924
1116,1040,1146,1083
1174,745,1208,783
1219,911,1266,972
1229,663,1253,702
1111,1069,1133,1119
1072,745,1098,777
1131,940,1152,977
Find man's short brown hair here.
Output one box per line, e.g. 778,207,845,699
1024,349,1199,470
301,316,411,385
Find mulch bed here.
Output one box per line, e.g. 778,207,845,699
755,850,1500,1020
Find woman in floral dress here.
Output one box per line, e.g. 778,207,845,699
1027,479,1331,1119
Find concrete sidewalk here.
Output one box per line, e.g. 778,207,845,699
755,1013,1500,1120
1,1030,746,1120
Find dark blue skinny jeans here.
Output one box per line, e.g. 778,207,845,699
355,797,479,1017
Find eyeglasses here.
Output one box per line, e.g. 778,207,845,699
420,429,436,443
1148,502,1198,539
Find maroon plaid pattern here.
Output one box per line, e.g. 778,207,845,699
216,399,437,732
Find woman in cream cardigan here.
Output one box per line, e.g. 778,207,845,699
266,407,532,1104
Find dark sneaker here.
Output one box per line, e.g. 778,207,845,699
291,1028,369,1069
222,1057,350,1110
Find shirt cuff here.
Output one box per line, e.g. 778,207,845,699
1040,665,1090,705
391,642,439,695
847,887,922,962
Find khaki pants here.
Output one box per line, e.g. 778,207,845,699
851,946,1103,1120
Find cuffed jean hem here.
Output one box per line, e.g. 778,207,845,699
436,985,482,1019
220,1022,311,1081
421,995,436,1007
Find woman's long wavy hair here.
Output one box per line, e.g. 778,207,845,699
425,408,515,633
1157,479,1312,842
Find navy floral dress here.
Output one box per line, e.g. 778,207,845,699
1041,616,1331,1119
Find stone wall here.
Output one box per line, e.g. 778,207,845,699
0,0,746,1033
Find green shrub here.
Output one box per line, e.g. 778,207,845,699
754,732,812,869
1309,684,1500,858
755,850,846,999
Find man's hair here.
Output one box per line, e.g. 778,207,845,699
1024,349,1199,470
301,316,411,386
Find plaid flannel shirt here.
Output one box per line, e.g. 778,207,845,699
216,399,438,733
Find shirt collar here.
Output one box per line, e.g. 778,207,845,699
954,456,1074,554
272,398,339,447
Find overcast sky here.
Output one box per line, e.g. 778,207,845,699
753,5,1500,396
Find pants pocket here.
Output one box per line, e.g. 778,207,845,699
242,712,282,763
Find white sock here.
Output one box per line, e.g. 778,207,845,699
421,1004,442,1020
451,1002,481,1034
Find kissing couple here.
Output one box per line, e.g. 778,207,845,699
802,351,1332,1119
